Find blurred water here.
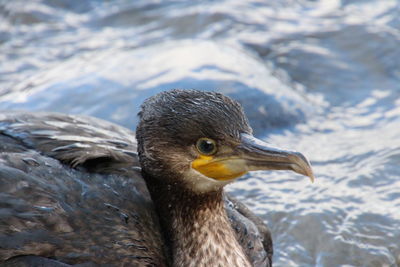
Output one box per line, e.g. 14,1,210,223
1,0,399,266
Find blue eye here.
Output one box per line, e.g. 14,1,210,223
196,138,217,155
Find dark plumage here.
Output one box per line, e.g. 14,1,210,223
0,89,313,266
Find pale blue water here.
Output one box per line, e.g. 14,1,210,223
1,0,399,266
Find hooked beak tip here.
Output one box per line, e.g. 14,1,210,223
290,152,315,183
307,170,315,183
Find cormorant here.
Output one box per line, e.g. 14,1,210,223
0,89,313,266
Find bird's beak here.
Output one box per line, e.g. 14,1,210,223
236,133,314,182
191,133,314,182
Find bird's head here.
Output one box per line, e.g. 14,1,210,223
136,89,313,193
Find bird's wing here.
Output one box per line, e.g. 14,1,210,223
0,112,168,266
225,195,273,267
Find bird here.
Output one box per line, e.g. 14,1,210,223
0,89,313,267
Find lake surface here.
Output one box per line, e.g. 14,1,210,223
1,0,399,266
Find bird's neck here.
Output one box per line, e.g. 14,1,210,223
145,177,251,267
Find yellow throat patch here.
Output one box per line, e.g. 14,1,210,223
191,155,247,181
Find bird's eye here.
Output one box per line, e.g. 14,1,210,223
196,138,217,156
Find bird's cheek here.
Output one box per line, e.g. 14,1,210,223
191,155,248,181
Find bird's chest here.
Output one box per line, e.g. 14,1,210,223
172,218,251,267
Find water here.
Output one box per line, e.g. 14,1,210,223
1,0,399,266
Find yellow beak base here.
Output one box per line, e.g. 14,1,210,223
191,155,247,181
